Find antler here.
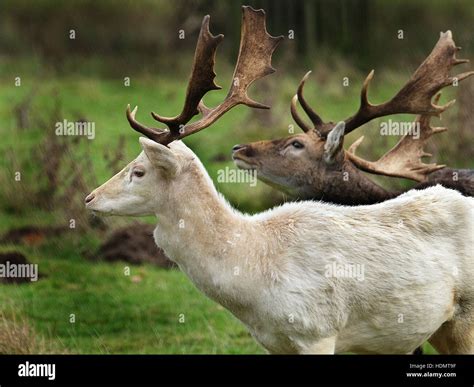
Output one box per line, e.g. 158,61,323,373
290,30,473,138
127,6,283,145
290,71,334,136
126,14,223,142
343,30,473,135
346,95,447,182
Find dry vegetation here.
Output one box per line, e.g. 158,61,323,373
0,305,65,354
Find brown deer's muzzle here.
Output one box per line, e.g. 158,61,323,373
232,144,256,158
232,144,258,169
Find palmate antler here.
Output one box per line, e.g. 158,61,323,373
126,6,283,145
346,96,448,182
292,31,473,137
290,30,473,181
343,31,473,135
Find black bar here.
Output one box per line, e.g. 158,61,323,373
0,355,473,386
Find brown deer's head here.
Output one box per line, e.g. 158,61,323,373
232,119,346,198
233,32,473,202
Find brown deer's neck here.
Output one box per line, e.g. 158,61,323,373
416,168,474,196
302,161,397,205
300,164,472,206
332,161,397,205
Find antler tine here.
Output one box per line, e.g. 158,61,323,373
290,95,312,132
126,14,224,142
343,30,474,135
346,94,448,182
296,71,324,127
126,105,168,143
160,6,283,144
359,69,375,112
290,71,337,137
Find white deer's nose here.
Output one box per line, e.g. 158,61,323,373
85,193,96,204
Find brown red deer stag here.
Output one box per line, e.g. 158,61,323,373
232,31,474,205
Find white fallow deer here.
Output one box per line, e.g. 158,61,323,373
85,7,474,354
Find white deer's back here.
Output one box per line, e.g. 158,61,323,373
243,185,473,353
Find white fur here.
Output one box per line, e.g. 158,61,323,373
87,139,474,354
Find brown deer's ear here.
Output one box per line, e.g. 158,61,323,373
323,121,345,164
139,138,180,176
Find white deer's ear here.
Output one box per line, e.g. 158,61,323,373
323,121,345,164
139,137,179,176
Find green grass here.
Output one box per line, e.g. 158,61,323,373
0,59,468,354
0,239,262,354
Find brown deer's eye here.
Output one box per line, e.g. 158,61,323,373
291,141,304,149
133,169,145,178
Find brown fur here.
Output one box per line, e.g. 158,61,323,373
233,131,473,205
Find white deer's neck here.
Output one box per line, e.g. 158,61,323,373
155,163,240,248
153,161,261,305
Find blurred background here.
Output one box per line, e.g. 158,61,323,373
0,0,472,354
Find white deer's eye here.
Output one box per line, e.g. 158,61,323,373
132,168,145,178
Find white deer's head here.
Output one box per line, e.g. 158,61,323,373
85,7,283,216
85,139,192,216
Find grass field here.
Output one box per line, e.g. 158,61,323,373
0,238,262,354
0,59,470,353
